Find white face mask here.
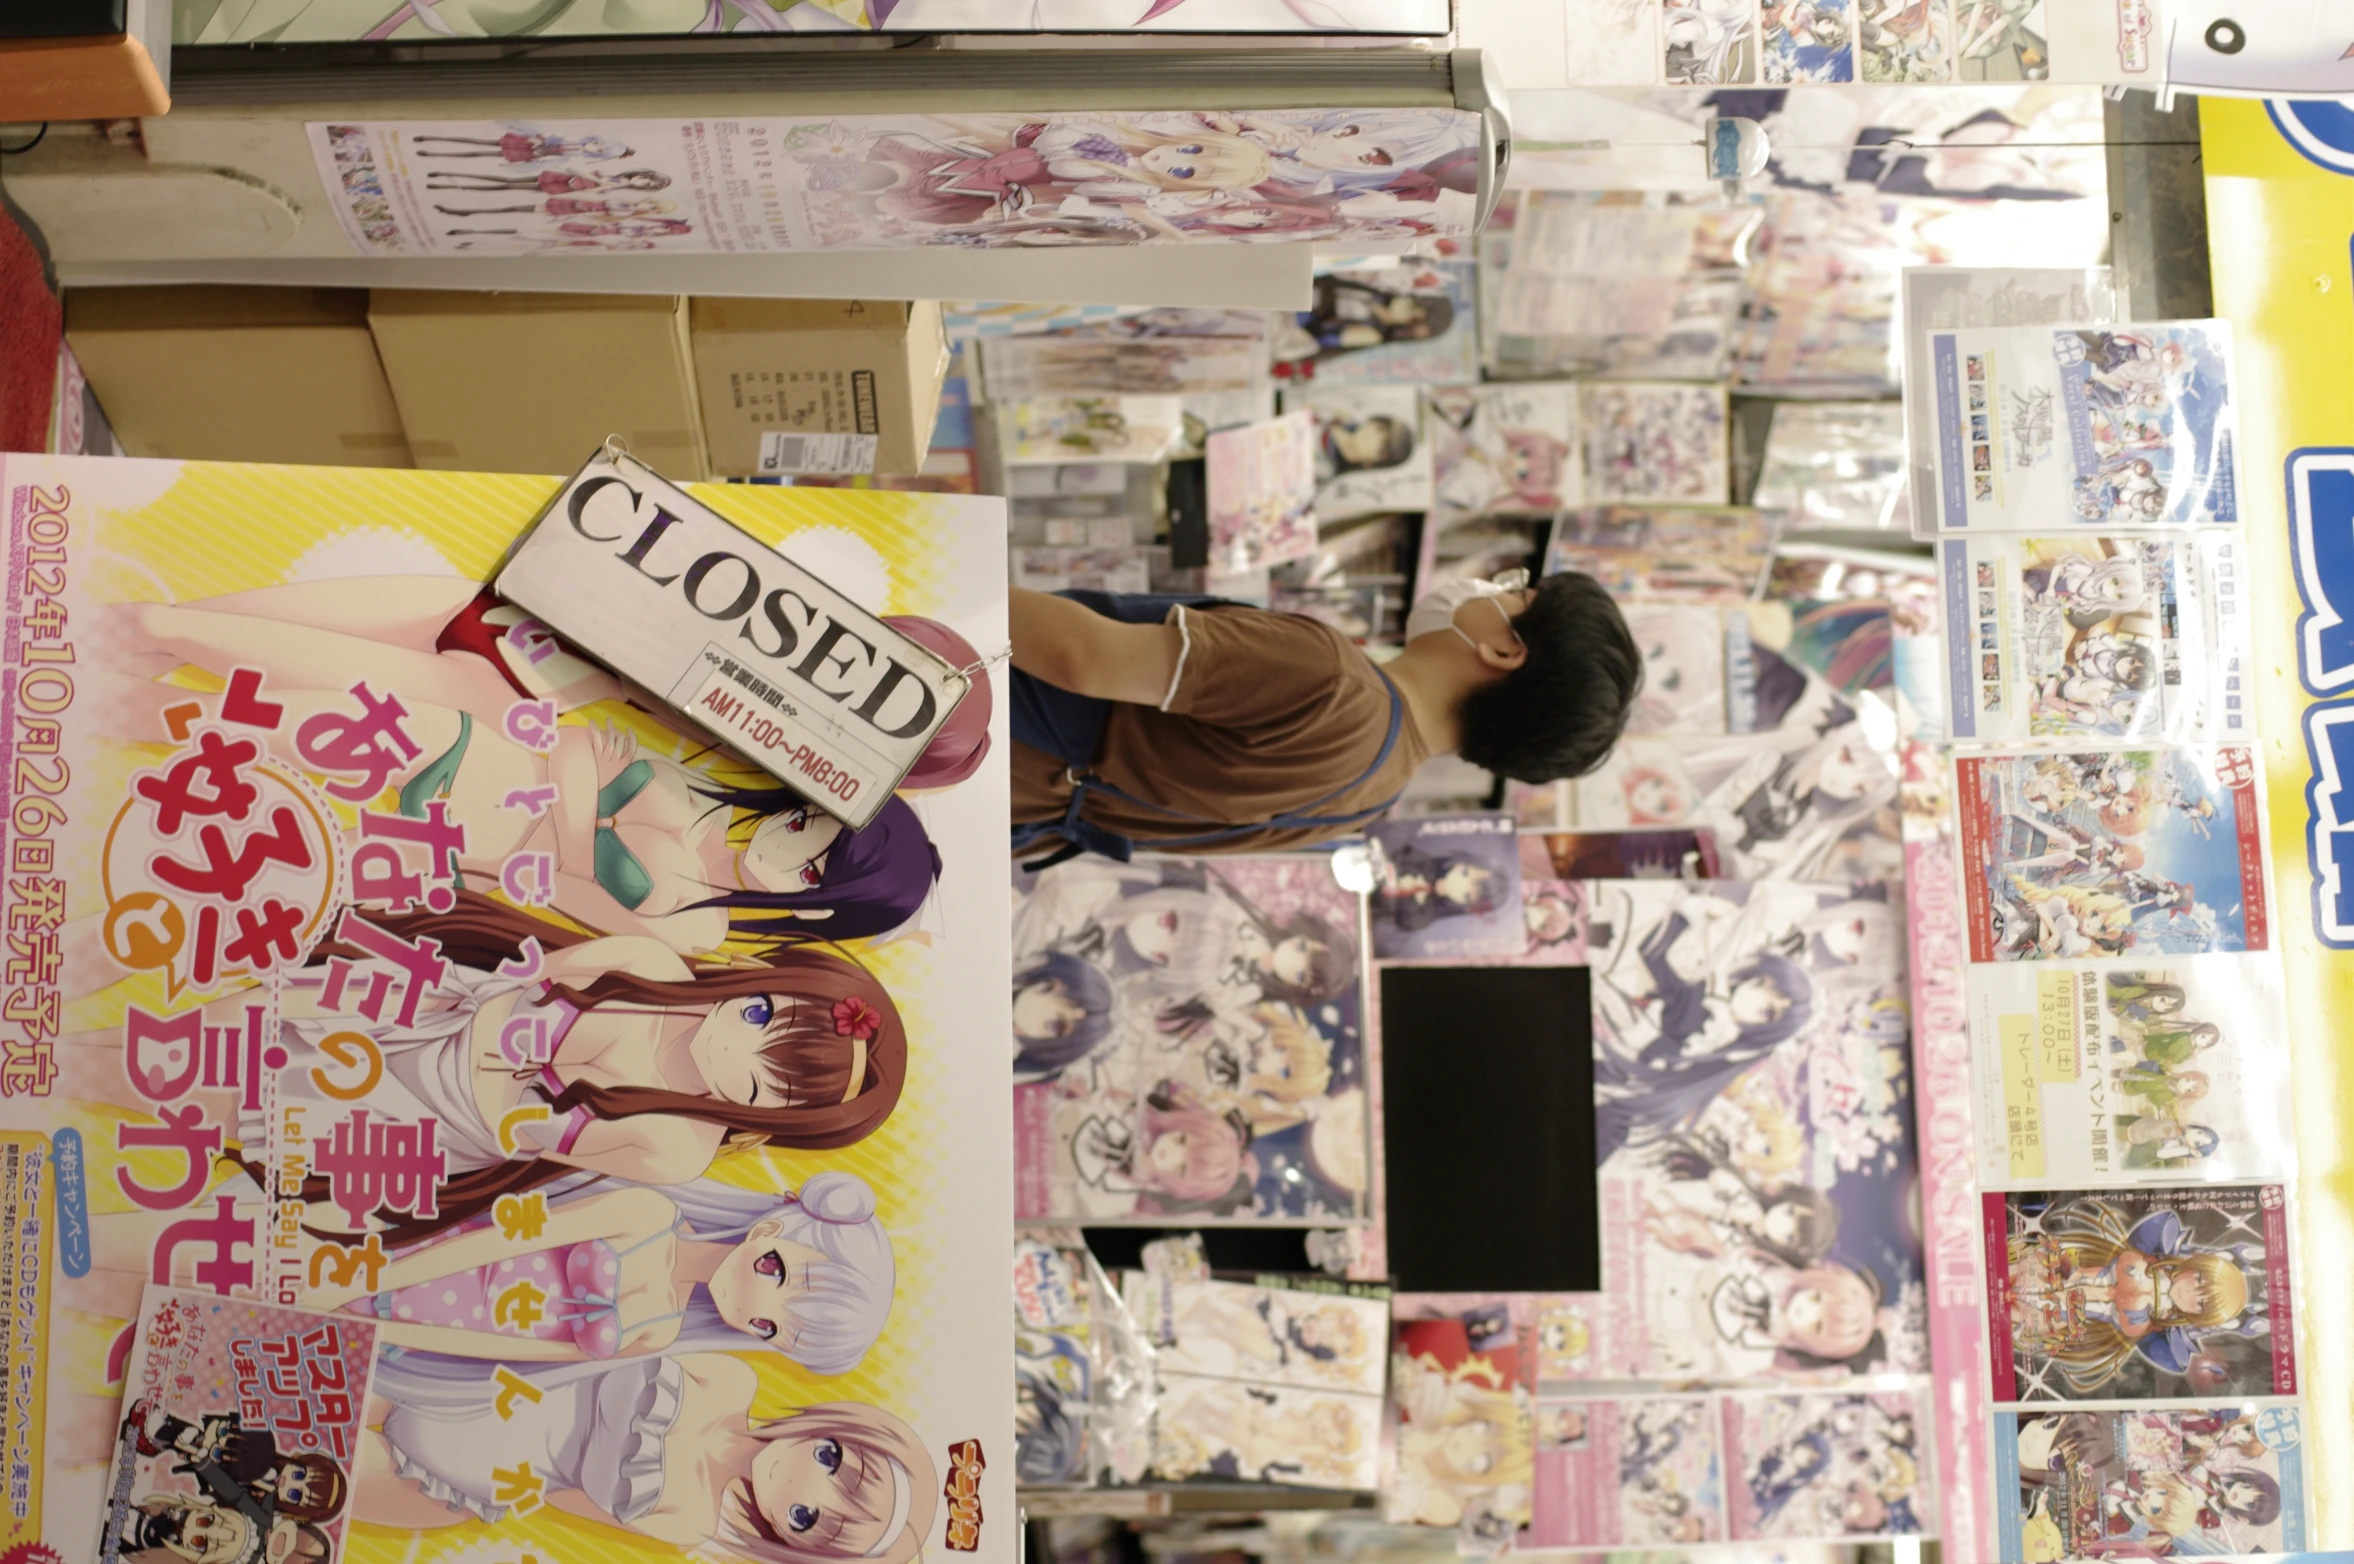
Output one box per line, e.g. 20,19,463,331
1404,569,1530,646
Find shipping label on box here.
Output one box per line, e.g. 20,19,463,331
496,451,968,827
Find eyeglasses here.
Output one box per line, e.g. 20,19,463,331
1487,568,1531,593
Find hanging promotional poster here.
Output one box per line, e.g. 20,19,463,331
1120,1274,1388,1397
1965,957,2292,1187
0,455,1016,1564
1010,856,1369,1225
308,112,1483,257
1530,1294,1604,1383
1586,880,1927,1386
1565,686,1905,884
1955,747,2272,963
1940,533,2250,746
1148,1372,1380,1488
1386,1306,1533,1541
1289,385,1435,522
1577,381,1732,507
1364,813,1525,962
1272,261,1481,387
1995,1405,2310,1560
1984,1184,2298,1404
1013,1239,1096,1487
1927,322,2239,531
1528,1395,1726,1548
192,0,1453,38
1621,604,1731,738
1721,1390,1933,1541
1424,384,1580,520
102,1287,379,1564
1901,267,2118,534
1544,506,1778,606
1205,411,1319,574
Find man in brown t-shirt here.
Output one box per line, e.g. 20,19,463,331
1009,570,1639,860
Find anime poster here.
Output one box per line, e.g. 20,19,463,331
1955,748,2271,963
1902,266,2118,530
1758,549,1936,698
1289,385,1434,522
1149,1373,1380,1488
1206,411,1319,574
1984,1184,2297,1403
1928,322,2240,531
1858,0,1954,78
1955,0,2048,78
1966,959,2291,1186
1364,814,1525,961
999,396,1186,464
1587,880,1926,1385
979,321,1270,400
1763,0,1857,80
1425,384,1580,519
1622,604,1731,737
1517,877,1589,962
1997,1406,2310,1560
104,1289,376,1564
1941,533,2249,747
1122,1275,1388,1395
1387,1308,1534,1538
1011,857,1369,1224
6,456,1014,1564
1722,1390,1932,1540
1664,0,1759,82
307,111,1481,257
1014,1239,1098,1487
1578,382,1732,506
1531,1294,1606,1382
1528,1396,1726,1547
1544,506,1778,605
192,0,1453,36
1272,262,1481,387
1589,691,1905,883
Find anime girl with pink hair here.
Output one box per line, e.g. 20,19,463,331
1069,1079,1260,1217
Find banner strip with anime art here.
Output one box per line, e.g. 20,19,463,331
190,0,1451,41
307,113,1484,257
0,455,1014,1564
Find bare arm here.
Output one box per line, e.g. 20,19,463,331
305,1186,678,1309
1010,587,1183,707
551,1114,717,1187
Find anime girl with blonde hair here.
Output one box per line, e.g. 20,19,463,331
2007,1196,2266,1398
2007,876,2133,959
1391,1349,1534,1526
1152,1380,1369,1487
359,1352,937,1564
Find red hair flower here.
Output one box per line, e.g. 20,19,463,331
832,996,882,1040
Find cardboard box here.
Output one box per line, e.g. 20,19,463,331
368,291,705,476
64,286,410,467
692,299,947,478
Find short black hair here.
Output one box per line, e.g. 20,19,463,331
1456,570,1640,783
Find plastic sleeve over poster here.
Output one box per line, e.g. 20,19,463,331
306,113,1485,257
0,454,1014,1564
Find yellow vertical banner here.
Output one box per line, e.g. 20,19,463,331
2202,96,2354,1547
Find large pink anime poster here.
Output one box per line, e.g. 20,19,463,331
307,112,1483,256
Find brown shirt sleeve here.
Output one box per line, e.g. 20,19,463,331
1156,605,1355,728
